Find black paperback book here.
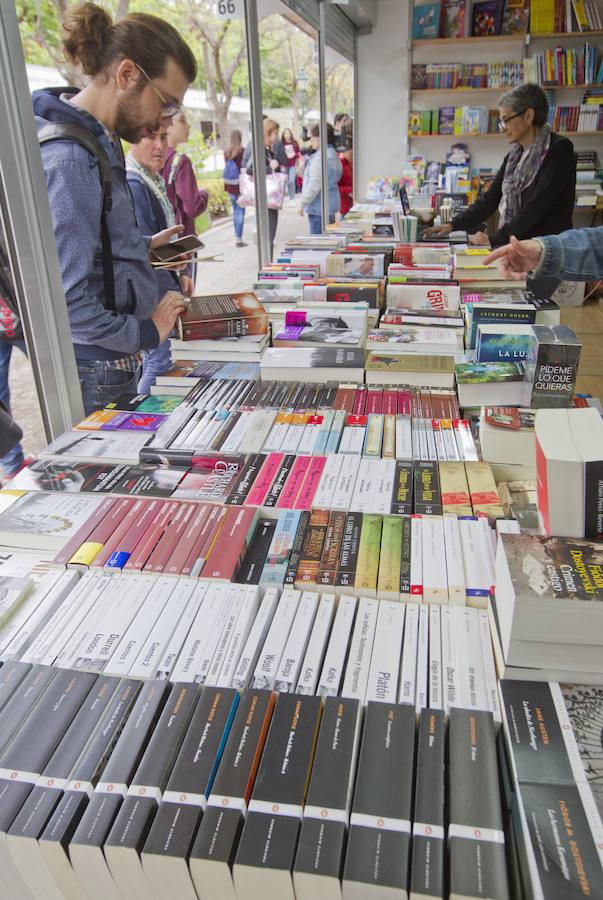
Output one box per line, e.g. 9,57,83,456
410,708,445,900
293,696,362,900
343,702,416,897
448,708,510,900
413,461,442,516
225,453,266,506
391,461,414,516
68,679,170,900
400,514,412,596
189,690,276,900
233,693,322,900
263,455,297,508
239,519,278,585
335,512,364,590
0,665,57,755
141,687,240,898
0,660,31,713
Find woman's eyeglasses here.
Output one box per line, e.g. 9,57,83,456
498,112,523,132
136,63,181,118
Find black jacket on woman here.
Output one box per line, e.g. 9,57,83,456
451,132,576,247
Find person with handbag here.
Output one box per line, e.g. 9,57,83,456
223,129,247,248
0,236,30,479
246,118,285,260
273,128,301,202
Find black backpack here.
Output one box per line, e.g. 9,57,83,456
0,123,117,343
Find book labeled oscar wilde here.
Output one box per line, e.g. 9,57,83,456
523,325,581,409
176,292,268,341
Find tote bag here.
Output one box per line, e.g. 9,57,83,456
237,170,287,210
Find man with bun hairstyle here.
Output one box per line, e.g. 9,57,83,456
32,2,197,412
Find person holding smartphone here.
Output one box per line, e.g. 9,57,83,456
126,124,193,393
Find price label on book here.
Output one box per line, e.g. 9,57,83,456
214,0,244,19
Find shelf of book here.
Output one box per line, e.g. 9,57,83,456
408,130,601,138
413,31,603,48
412,84,603,93
531,30,603,39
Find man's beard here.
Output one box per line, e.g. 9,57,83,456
114,92,158,144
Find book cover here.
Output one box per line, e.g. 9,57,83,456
353,514,383,597
113,464,187,498
295,508,330,588
41,430,151,463
0,493,105,552
177,292,268,341
410,709,445,900
412,1,442,38
377,515,403,600
441,0,466,35
524,325,582,409
366,353,455,375
414,460,442,516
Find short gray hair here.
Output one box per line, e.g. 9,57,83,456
499,83,549,127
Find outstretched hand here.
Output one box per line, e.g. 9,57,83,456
149,225,185,250
484,235,543,279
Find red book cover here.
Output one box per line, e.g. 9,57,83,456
87,498,146,568
53,497,118,567
245,453,284,507
332,385,357,412
100,499,165,570
430,391,446,419
200,507,258,580
187,506,229,577
382,389,398,415
143,502,197,574
352,385,367,415
365,387,383,414
67,497,137,566
535,437,550,535
276,456,312,509
181,504,223,577
397,389,412,415
123,500,179,572
164,503,211,575
420,390,433,418
294,456,328,510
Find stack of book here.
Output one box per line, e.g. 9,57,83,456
172,292,270,365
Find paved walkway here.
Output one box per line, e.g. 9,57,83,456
9,201,308,458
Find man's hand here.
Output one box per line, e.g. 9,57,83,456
484,235,543,279
179,274,194,297
425,222,453,236
151,291,187,343
149,225,184,250
298,206,305,216
468,230,490,246
269,158,279,171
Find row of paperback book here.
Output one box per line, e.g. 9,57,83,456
525,42,603,86
413,0,601,39
409,106,500,136
0,660,600,900
549,100,603,130
411,60,525,91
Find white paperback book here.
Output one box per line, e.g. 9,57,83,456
0,569,79,659
241,409,278,455
204,585,247,687
170,582,226,682
349,459,375,514
231,587,280,690
443,515,466,604
19,570,97,665
45,573,116,668
341,596,379,702
317,594,357,697
458,517,490,608
41,430,151,463
365,599,406,705
195,584,239,684
312,453,344,509
441,606,459,714
421,515,448,604
415,605,430,714
371,458,396,515
217,586,261,688
331,455,362,511
478,609,501,725
0,493,106,552
152,580,208,680
398,602,420,706
104,576,174,676
410,515,423,602
274,591,319,692
296,593,337,695
129,578,199,680
251,588,299,690
395,415,413,461
429,605,443,710
465,607,489,711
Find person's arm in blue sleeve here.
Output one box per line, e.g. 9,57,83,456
536,226,603,281
43,156,159,353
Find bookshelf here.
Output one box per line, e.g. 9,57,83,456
412,31,603,47
412,83,602,93
408,130,602,138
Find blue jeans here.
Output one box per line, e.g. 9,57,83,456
287,166,296,200
307,213,335,235
138,340,172,395
230,195,246,240
0,340,26,475
77,357,141,417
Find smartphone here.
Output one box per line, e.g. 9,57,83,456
152,234,205,262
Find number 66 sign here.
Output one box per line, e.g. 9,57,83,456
215,0,244,19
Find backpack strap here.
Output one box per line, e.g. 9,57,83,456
167,152,183,186
38,123,116,314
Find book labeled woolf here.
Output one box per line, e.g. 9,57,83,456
177,292,268,341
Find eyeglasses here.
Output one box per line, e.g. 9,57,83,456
136,63,181,118
498,112,523,132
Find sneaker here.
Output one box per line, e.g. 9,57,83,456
236,240,248,248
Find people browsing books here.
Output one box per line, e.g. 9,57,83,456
161,110,208,279
246,118,283,260
126,124,193,394
299,123,343,234
223,129,247,248
32,1,195,413
485,226,603,281
273,128,301,202
427,83,576,298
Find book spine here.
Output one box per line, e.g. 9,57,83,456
390,461,414,515
334,512,363,592
365,600,405,704
341,596,379,702
295,593,336,695
53,497,118,567
163,503,210,576
245,453,284,507
398,602,420,706
410,709,445,900
238,519,276,585
261,453,297,508
143,502,196,574
377,515,403,600
274,591,320,692
410,514,423,601
458,517,490,608
69,497,136,567
400,514,412,599
429,605,442,710
316,510,347,589
251,589,300,690
317,594,357,697
312,453,344,509
353,514,383,598
414,461,442,515
293,455,327,510
422,514,448,604
415,604,430,714
443,514,466,604
441,605,459,713
230,588,280,690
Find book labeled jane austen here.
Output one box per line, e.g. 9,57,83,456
176,292,268,341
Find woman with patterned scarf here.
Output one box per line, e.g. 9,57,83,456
126,125,194,393
428,83,576,298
